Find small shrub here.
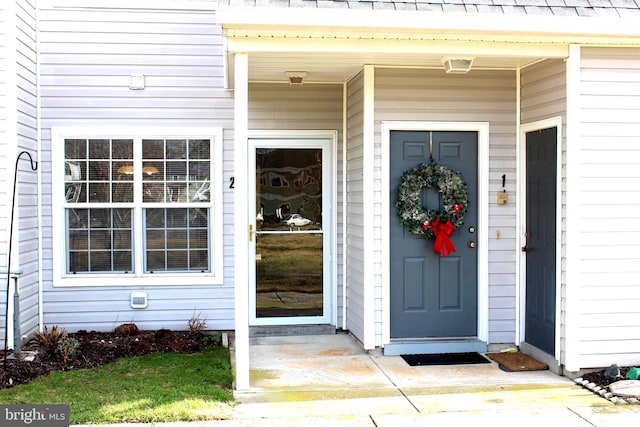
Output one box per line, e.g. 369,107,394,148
57,337,81,362
34,326,68,354
203,334,222,347
187,311,208,332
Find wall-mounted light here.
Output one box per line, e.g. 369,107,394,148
286,71,307,85
441,58,474,74
130,74,145,90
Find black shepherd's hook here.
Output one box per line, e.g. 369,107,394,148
4,151,38,369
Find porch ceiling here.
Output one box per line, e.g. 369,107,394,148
234,51,552,86
217,6,640,88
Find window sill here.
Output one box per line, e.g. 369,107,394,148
53,274,224,287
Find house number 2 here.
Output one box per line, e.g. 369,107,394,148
229,177,235,189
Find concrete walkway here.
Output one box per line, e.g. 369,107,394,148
76,334,640,426
228,334,639,426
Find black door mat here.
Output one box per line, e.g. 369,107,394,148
401,352,490,366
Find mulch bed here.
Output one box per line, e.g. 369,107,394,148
575,367,640,404
0,327,216,390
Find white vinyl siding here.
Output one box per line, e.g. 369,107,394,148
15,0,39,347
0,0,40,347
375,68,518,345
248,83,344,326
50,0,217,10
572,47,640,368
0,3,9,276
520,59,567,361
39,7,235,332
345,70,366,344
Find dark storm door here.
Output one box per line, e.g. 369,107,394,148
524,127,557,355
390,131,478,339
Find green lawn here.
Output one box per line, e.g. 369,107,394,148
0,347,235,424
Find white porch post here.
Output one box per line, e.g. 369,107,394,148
564,44,582,372
362,65,376,349
233,52,250,391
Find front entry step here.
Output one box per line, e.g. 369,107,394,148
250,324,335,337
383,338,487,356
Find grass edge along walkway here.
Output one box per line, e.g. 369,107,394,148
0,346,235,424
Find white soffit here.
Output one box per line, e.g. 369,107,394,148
217,7,640,87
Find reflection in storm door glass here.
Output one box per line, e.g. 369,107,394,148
255,148,323,318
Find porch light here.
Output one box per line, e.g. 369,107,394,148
286,71,307,85
441,57,474,74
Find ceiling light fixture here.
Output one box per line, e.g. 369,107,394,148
441,57,474,74
118,165,134,175
286,71,307,85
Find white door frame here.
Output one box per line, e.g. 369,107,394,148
518,117,563,361
381,121,490,346
248,130,337,326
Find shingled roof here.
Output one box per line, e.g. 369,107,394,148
219,0,640,17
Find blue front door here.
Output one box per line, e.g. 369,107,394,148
524,127,557,355
389,131,478,339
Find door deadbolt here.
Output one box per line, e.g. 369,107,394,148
468,226,476,233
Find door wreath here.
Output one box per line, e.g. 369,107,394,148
395,162,469,256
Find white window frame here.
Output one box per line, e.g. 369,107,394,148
51,127,223,287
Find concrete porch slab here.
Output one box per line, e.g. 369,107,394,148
245,334,394,391
371,352,573,388
233,333,620,424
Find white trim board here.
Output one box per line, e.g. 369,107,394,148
381,121,490,350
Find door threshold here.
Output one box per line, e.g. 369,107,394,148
384,338,487,356
250,324,335,337
520,342,561,374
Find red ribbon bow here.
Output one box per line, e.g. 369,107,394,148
432,217,456,257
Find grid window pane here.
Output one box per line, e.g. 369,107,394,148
190,250,208,270
89,139,110,159
70,252,88,272
167,252,188,270
189,139,210,159
112,139,134,159
65,138,134,204
144,208,210,273
143,139,164,159
67,208,133,273
167,139,187,159
114,251,133,271
142,138,211,204
146,251,165,271
63,135,212,277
